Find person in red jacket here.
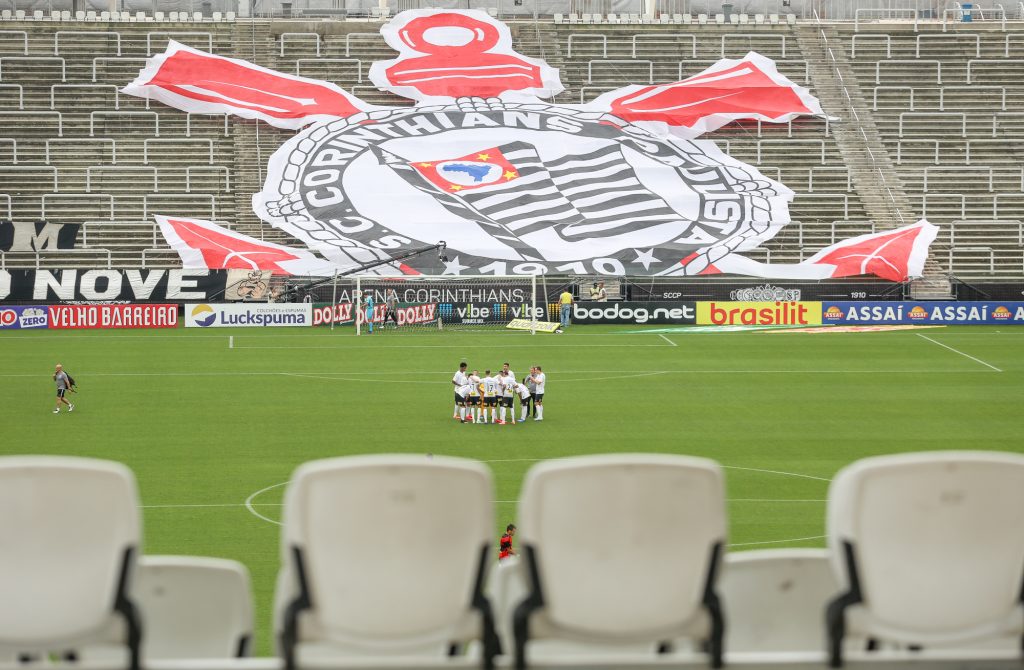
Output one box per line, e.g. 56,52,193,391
498,524,516,561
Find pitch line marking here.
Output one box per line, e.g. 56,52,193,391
916,333,1003,372
0,369,989,379
658,333,677,347
729,535,827,548
240,462,833,546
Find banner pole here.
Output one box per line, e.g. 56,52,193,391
531,274,537,335
356,276,361,337
330,269,338,333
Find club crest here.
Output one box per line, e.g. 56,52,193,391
255,95,790,276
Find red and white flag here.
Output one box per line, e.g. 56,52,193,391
155,215,338,275
123,41,373,130
589,52,827,139
676,220,939,281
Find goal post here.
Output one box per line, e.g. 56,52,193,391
349,275,539,334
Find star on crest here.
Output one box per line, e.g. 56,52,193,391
632,248,659,270
477,153,490,160
504,170,518,180
450,185,462,191
441,255,470,275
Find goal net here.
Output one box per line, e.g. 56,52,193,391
304,275,540,334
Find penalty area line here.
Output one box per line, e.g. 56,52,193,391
916,333,1002,372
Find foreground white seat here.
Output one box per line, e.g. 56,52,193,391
513,454,727,668
826,451,1024,667
0,456,142,669
135,556,253,659
719,549,840,653
275,455,498,668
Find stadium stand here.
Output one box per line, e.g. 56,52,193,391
274,455,499,668
1,452,1023,667
0,12,1022,289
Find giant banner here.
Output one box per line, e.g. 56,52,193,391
123,11,936,281
0,269,227,303
0,220,79,252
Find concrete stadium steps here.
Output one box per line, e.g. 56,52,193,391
840,23,1024,278
0,18,241,267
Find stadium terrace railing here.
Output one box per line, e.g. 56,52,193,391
855,7,919,32
813,8,907,226
942,2,1008,31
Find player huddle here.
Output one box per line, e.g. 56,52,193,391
451,362,546,424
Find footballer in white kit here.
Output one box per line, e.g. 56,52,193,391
481,372,501,424
467,370,482,424
514,381,532,423
499,375,517,425
454,383,474,423
451,362,469,420
531,367,546,421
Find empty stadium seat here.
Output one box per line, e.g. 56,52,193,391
0,456,142,669
275,455,499,668
513,454,727,668
826,451,1024,667
719,549,842,653
135,556,253,659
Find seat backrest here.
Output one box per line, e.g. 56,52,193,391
518,454,726,638
720,549,839,652
0,456,140,645
828,451,1024,640
281,455,493,641
134,556,253,659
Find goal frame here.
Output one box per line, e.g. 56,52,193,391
351,274,539,335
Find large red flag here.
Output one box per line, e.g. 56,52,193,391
123,42,372,130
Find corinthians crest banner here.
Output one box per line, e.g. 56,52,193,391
125,10,936,279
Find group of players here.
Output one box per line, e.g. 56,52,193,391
451,362,546,424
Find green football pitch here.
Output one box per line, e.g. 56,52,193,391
2,324,1022,654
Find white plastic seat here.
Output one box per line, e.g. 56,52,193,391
715,13,725,23
553,12,563,22
658,13,669,23
134,556,253,659
513,454,727,668
754,13,764,23
567,12,578,22
2,9,12,19
607,12,618,23
275,455,498,669
786,13,796,24
153,10,164,20
86,10,97,19
0,456,142,669
826,451,1024,667
769,13,779,23
719,549,841,653
225,11,235,19
697,12,707,24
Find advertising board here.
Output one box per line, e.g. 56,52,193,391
184,303,312,328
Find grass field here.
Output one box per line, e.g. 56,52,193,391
1,324,1022,654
